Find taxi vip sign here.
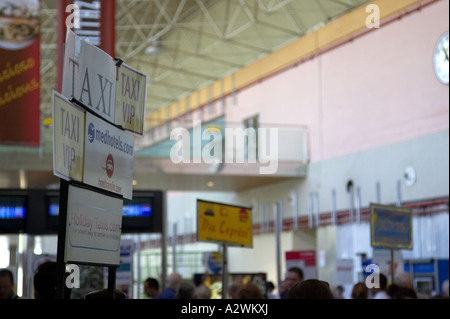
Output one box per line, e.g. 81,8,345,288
115,63,147,135
83,112,135,199
197,199,253,247
62,29,117,124
52,91,85,182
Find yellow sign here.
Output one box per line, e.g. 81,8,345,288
197,199,252,247
115,63,147,135
52,91,85,182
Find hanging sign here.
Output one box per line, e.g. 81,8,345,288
83,112,135,199
52,91,85,182
61,28,117,124
370,203,413,250
115,62,147,135
0,0,41,146
65,184,123,266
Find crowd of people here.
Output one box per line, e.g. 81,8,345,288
1,264,449,300
141,266,450,300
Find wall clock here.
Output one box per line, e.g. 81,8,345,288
433,31,449,85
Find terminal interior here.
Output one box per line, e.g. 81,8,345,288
0,0,449,299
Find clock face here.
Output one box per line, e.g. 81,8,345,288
433,31,449,85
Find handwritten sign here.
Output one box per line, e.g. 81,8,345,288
197,199,252,247
370,203,413,250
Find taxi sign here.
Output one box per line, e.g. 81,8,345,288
62,29,117,124
115,62,147,135
52,91,85,182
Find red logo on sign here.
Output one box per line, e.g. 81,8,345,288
105,154,114,178
239,208,249,222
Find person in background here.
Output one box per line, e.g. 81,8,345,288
442,279,449,298
236,283,264,299
143,277,160,299
394,272,415,290
370,273,390,299
34,261,56,299
33,261,72,299
391,272,418,299
351,282,368,299
0,268,19,299
429,279,449,299
287,279,334,299
388,284,418,299
194,284,212,299
333,285,345,299
266,281,279,299
85,288,127,299
228,281,243,299
156,272,182,299
175,280,196,299
279,267,304,299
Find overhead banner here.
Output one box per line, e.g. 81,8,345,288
83,112,135,200
65,184,123,266
57,0,115,92
370,203,413,250
52,91,86,182
197,199,252,247
0,0,40,146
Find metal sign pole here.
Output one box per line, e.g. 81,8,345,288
55,179,69,299
222,242,228,299
390,248,395,285
108,266,117,299
275,202,282,291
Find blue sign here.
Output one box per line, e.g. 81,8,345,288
370,203,413,249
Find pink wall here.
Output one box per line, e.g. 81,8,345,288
227,0,449,163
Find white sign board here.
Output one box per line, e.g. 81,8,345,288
336,259,354,285
52,91,85,182
115,63,147,135
65,184,123,266
83,112,135,199
62,28,117,124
